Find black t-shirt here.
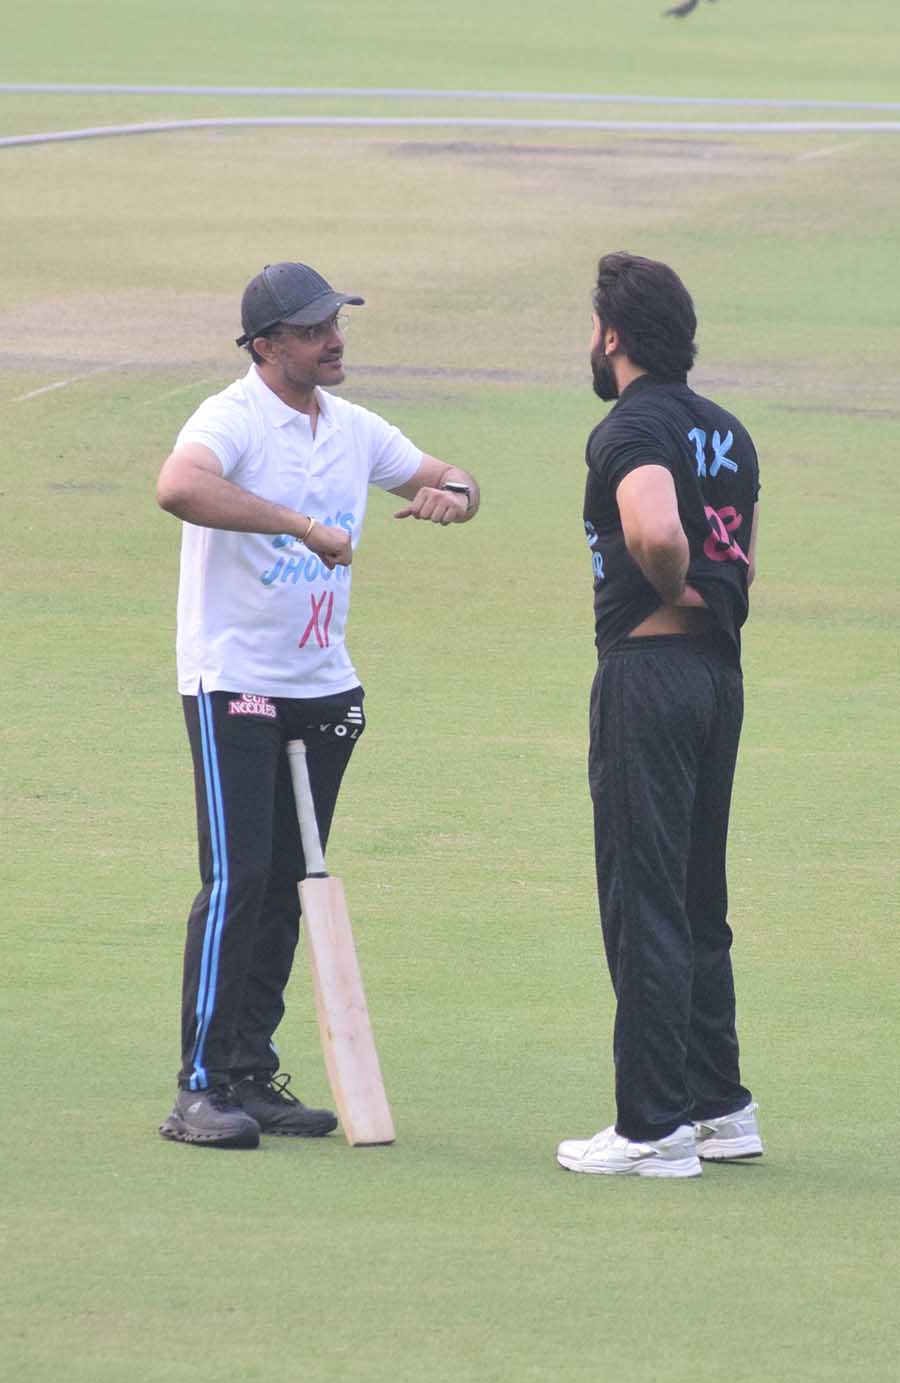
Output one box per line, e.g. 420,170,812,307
583,374,760,660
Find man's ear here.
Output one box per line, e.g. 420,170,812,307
604,326,620,357
253,334,278,363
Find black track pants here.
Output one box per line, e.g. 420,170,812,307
178,686,365,1091
588,634,752,1142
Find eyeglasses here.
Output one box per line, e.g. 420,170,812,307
288,313,350,344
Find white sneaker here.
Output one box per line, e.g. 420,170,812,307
694,1102,763,1160
556,1123,702,1178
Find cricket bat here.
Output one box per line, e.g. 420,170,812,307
286,739,395,1146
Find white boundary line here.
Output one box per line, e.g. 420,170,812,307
2,83,899,110
796,138,870,161
13,362,133,401
2,116,900,149
140,376,223,405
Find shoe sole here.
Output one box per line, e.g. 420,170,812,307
697,1136,763,1161
159,1118,260,1150
259,1122,338,1137
557,1153,702,1178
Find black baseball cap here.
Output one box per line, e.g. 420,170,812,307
236,262,364,347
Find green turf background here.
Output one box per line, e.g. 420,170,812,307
2,4,899,1382
2,0,900,98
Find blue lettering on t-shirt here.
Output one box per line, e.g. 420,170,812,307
689,428,707,477
710,430,736,476
260,555,350,584
584,520,605,581
688,428,738,479
260,510,356,586
281,556,305,583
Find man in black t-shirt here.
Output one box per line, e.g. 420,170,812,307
556,253,763,1179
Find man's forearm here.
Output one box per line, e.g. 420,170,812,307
630,531,689,604
159,468,309,538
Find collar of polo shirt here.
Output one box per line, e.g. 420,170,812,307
246,364,339,431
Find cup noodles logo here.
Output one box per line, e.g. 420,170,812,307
228,694,277,719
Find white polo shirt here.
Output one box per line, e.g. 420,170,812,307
173,366,422,698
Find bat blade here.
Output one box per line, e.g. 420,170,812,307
299,874,395,1147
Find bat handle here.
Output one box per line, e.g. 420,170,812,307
286,740,328,876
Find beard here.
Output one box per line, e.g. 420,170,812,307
591,345,619,402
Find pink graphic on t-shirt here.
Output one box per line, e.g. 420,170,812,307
703,505,749,565
299,591,335,648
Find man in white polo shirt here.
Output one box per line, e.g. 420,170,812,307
156,261,480,1149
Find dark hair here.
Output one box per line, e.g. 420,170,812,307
592,252,697,380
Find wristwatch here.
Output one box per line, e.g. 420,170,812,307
440,482,472,512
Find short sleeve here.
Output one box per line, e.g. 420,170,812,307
175,396,252,478
354,406,422,490
587,419,673,498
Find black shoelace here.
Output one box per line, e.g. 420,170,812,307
260,1073,303,1106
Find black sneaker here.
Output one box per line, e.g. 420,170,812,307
233,1074,338,1137
159,1087,260,1149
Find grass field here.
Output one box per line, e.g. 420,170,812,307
2,4,899,1381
